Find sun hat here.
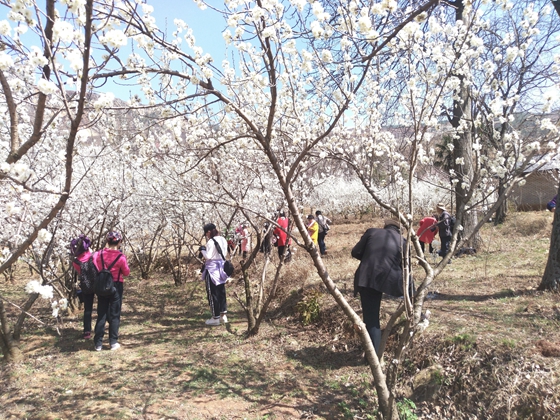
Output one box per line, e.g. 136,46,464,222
436,203,446,211
384,219,400,228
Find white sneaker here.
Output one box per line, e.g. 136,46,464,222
220,314,228,324
110,343,121,351
95,345,102,352
205,317,220,326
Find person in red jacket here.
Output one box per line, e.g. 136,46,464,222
273,212,290,260
70,235,94,339
93,231,130,351
416,215,438,255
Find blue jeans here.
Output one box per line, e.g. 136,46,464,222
94,282,123,346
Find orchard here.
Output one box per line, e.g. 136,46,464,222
1,1,560,419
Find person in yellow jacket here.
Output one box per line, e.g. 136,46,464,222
306,214,319,244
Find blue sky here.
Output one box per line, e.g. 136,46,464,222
102,1,228,100
151,1,226,58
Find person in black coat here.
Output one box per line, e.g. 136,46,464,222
436,203,452,258
352,219,406,355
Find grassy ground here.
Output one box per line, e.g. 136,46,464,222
1,211,560,419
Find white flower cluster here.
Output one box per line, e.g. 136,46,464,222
99,29,127,49
51,298,68,318
0,51,13,70
36,229,53,244
53,20,76,43
3,162,34,182
93,92,115,111
37,79,57,95
25,280,54,300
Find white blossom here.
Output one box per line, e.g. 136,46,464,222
321,49,333,63
0,52,13,70
99,29,127,48
37,229,53,244
37,79,57,95
53,20,75,43
93,92,115,110
25,280,54,300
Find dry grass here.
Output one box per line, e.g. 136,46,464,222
1,211,560,419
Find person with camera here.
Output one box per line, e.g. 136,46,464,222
70,234,94,340
199,223,229,326
93,231,130,351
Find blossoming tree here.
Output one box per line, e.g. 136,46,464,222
1,1,560,419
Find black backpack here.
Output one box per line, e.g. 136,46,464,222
449,215,456,232
212,238,234,276
94,251,123,297
74,255,98,295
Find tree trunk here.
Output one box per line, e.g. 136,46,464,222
552,0,560,19
242,270,257,332
493,181,508,225
540,185,560,291
13,293,39,341
451,0,482,251
0,298,23,362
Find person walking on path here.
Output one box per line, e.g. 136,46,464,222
199,223,229,326
273,211,290,260
93,231,130,351
416,215,438,255
436,203,452,259
315,210,331,255
306,214,319,245
70,234,94,340
351,219,407,356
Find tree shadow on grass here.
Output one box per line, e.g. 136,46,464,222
286,345,365,370
423,289,525,302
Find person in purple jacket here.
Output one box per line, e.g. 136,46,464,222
93,231,130,351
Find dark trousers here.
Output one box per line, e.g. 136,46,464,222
205,275,227,317
94,282,123,347
358,287,383,330
420,241,433,254
83,293,94,333
439,236,451,257
318,232,327,254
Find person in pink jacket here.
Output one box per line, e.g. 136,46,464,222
93,231,130,351
70,235,94,339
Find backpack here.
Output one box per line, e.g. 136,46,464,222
212,238,235,277
318,215,330,232
449,215,456,232
94,251,123,297
74,255,97,295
